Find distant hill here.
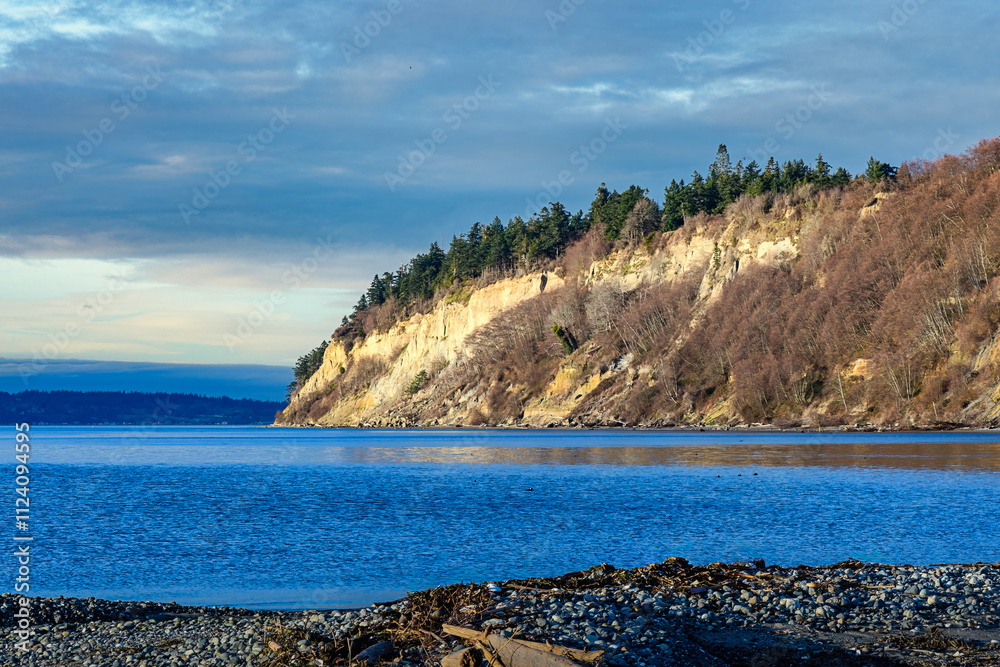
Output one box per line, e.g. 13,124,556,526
0,390,284,425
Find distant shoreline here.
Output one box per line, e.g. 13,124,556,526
0,389,284,426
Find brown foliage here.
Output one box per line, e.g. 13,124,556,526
602,277,699,358
451,291,565,422
654,138,1000,423
341,356,388,396
561,227,611,279
362,297,405,335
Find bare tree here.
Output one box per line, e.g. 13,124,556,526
586,282,626,334
621,197,659,244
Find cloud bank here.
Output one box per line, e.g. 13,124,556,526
2,0,998,364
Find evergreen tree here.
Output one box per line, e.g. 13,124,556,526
507,216,530,264
292,340,329,388
662,179,685,231
865,157,898,184
481,217,511,274
831,166,852,187
813,154,832,188
589,183,612,230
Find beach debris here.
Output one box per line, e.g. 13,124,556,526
257,622,367,666
485,635,580,667
393,581,496,643
441,646,485,667
442,624,604,667
884,626,974,652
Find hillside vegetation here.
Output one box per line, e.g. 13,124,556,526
280,138,1000,428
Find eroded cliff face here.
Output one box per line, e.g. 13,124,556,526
280,150,1000,428
279,202,808,427
281,272,566,425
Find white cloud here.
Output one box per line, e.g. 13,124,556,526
129,154,204,177
0,0,233,68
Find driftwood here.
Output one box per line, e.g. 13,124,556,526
480,640,503,667
441,647,484,667
501,638,604,663
485,635,581,667
442,624,603,666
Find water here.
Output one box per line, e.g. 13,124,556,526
10,426,1000,610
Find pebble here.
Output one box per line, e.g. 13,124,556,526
3,562,1000,666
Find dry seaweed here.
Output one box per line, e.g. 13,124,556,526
884,626,975,653
256,622,392,666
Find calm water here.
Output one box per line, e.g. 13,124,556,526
10,426,1000,610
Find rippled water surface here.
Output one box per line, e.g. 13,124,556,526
16,426,1000,609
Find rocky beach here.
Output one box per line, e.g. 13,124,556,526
3,559,1000,666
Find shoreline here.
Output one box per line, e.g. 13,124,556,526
4,559,999,666
265,422,1000,433
31,422,1000,432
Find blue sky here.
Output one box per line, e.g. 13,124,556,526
2,0,999,376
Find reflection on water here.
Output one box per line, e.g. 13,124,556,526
34,426,1000,471
332,441,1000,471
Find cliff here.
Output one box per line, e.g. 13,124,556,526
282,272,565,425
279,139,1000,428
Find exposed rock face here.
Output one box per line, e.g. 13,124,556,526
282,272,566,425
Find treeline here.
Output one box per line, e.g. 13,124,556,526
0,391,285,425
288,341,328,399
658,149,856,230
335,145,867,341
337,202,589,339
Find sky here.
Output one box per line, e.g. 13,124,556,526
2,0,999,386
